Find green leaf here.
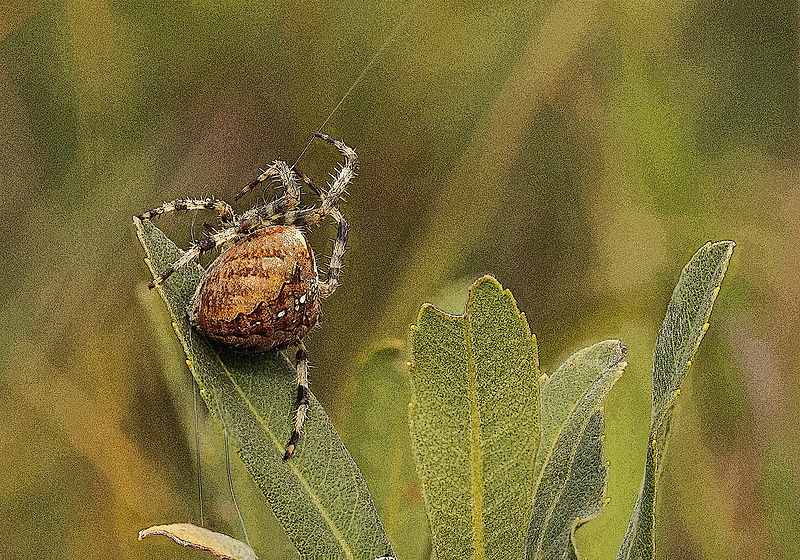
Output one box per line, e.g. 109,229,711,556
345,345,430,560
134,218,394,560
409,275,541,560
617,241,735,560
529,410,607,560
138,523,258,560
527,341,627,559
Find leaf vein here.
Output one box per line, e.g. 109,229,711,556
210,351,355,560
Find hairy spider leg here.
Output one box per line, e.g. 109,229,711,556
284,342,310,460
148,227,240,288
317,207,349,299
234,162,280,201
235,160,301,207
314,132,358,214
295,133,356,298
242,162,309,225
293,168,323,199
137,197,236,226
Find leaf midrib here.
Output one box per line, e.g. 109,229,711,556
464,315,486,560
531,356,624,558
210,351,356,560
531,410,594,558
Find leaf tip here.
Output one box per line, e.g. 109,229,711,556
469,274,502,292
466,274,513,309
415,301,453,324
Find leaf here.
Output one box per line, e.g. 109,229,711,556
526,341,627,559
345,344,430,560
138,523,259,560
409,275,541,560
617,241,735,560
134,218,394,560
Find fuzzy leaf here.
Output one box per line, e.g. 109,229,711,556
409,275,541,560
138,523,258,560
526,341,627,559
617,241,735,560
134,218,393,560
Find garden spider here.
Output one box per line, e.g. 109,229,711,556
137,132,357,459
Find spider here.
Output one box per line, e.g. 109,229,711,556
137,132,357,459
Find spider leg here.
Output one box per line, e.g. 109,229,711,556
284,342,310,460
235,162,281,201
293,167,323,199
137,197,235,226
316,207,349,299
246,161,305,224
149,227,239,289
260,134,357,229
313,132,358,214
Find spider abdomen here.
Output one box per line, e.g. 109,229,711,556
188,226,321,353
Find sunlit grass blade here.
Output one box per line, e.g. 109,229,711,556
527,341,627,559
617,241,735,560
134,218,394,560
409,275,541,560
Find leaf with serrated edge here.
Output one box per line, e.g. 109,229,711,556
526,341,627,559
134,218,393,560
139,523,258,560
409,275,541,560
617,241,735,560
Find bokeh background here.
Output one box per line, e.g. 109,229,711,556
2,0,798,558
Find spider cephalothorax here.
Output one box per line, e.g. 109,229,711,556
137,132,357,459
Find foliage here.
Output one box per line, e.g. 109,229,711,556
409,276,542,559
138,523,258,560
4,1,794,557
135,218,393,560
617,241,735,560
136,217,732,560
527,340,626,560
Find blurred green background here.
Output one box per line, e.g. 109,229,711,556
1,0,798,558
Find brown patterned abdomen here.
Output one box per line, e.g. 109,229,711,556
188,226,321,353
